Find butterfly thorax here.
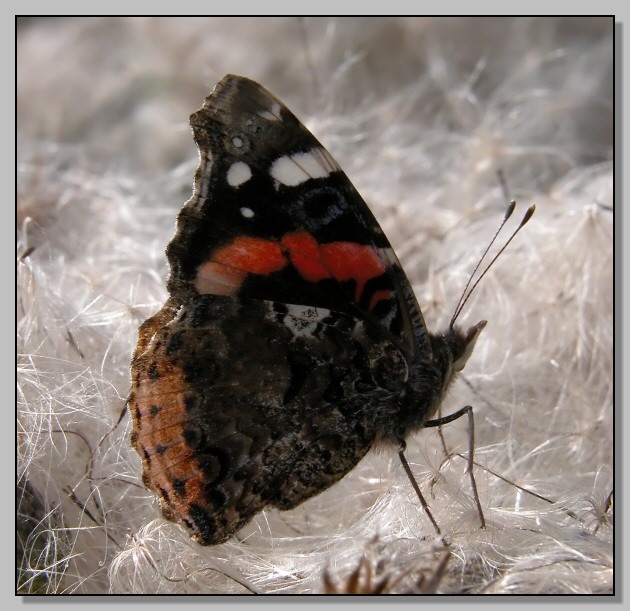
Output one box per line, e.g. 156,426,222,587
388,321,486,443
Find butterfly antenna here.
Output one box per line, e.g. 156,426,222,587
450,202,535,328
449,201,516,326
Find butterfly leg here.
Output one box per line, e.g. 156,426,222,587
431,406,450,480
397,444,442,535
424,405,486,529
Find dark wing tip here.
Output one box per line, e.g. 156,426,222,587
190,75,284,126
188,74,296,154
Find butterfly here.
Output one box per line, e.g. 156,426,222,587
128,74,523,545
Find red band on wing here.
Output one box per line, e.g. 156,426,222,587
197,231,388,306
281,231,330,281
213,236,286,274
195,236,288,296
320,241,386,302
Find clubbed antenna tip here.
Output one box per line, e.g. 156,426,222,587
450,201,535,329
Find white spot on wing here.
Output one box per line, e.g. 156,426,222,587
257,101,282,121
227,161,252,187
270,148,340,187
264,303,332,338
240,207,254,218
232,136,243,148
194,261,244,296
284,315,318,338
270,156,304,186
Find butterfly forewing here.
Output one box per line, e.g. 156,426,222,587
166,75,429,358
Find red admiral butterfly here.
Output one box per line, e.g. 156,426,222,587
128,74,532,545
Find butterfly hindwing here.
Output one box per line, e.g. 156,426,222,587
130,294,408,544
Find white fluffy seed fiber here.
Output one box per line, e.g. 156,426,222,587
17,17,613,595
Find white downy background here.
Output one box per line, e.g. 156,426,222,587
16,16,614,598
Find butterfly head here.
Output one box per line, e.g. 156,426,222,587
427,319,487,403
403,320,486,431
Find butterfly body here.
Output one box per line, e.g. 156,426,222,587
129,75,483,545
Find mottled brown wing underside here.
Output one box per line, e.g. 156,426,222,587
129,295,407,544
